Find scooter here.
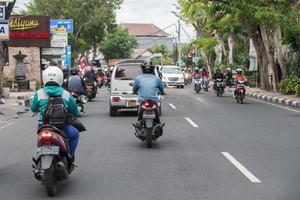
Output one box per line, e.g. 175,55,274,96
202,77,209,92
235,80,246,104
133,100,165,148
215,79,225,97
32,125,75,197
194,78,202,93
71,91,88,113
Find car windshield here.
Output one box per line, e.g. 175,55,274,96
114,64,143,80
162,67,181,74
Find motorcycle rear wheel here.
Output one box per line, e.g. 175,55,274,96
146,128,153,148
44,162,58,197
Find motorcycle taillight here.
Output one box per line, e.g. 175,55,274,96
144,100,154,108
39,131,53,145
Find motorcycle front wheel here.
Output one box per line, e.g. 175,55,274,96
44,162,58,197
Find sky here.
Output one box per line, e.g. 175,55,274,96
13,0,195,42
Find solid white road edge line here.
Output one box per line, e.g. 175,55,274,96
222,152,261,183
0,122,14,131
185,117,199,128
169,104,176,109
249,97,300,114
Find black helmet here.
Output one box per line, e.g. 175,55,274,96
70,69,78,75
141,61,154,74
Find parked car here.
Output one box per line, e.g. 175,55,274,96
161,65,184,88
109,59,161,116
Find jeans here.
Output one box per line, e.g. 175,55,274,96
63,125,80,156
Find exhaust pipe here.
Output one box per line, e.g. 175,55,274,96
55,162,68,180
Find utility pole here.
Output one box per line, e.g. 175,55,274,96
177,20,181,66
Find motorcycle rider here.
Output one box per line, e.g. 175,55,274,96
225,68,233,88
31,65,80,161
201,67,209,79
67,69,86,112
83,66,97,84
133,61,165,132
234,68,248,96
194,67,201,79
213,68,225,92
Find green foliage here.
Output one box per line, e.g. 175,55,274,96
1,76,13,88
295,85,300,97
100,28,137,61
193,37,217,53
278,77,300,95
153,44,168,55
25,0,122,56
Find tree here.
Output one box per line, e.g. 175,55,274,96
0,1,16,96
100,28,137,62
25,0,122,56
178,0,300,91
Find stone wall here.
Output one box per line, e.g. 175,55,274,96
4,47,41,81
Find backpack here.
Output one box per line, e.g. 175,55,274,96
43,96,69,129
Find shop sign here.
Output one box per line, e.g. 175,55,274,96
9,16,50,47
0,21,9,41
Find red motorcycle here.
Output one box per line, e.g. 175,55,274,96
32,125,74,196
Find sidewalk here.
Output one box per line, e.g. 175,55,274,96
245,87,300,109
0,91,34,121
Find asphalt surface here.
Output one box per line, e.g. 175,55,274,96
0,86,299,200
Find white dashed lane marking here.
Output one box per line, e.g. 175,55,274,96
222,152,262,183
185,117,199,128
169,104,176,109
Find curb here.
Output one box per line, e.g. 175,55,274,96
246,92,300,109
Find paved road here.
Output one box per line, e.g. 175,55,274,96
0,87,299,200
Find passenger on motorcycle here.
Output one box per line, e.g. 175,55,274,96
83,66,97,84
194,68,202,79
201,67,209,78
31,66,80,159
234,69,248,96
133,61,165,129
67,69,86,96
213,68,225,91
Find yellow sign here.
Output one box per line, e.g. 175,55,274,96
53,27,67,33
10,18,40,31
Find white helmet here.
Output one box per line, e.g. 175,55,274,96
42,66,64,86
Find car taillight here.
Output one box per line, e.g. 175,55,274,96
112,97,121,102
144,100,154,108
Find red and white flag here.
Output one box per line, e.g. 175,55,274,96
188,47,195,58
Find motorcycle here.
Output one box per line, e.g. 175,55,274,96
133,100,165,148
71,91,88,113
194,78,202,93
235,80,246,104
202,77,209,92
184,72,192,85
32,125,75,196
215,78,225,97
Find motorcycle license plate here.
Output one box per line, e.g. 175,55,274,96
35,146,59,156
126,100,137,107
217,82,223,86
143,113,156,119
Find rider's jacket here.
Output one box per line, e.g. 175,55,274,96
235,74,247,82
213,72,224,80
133,74,164,103
68,75,85,94
31,86,80,124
